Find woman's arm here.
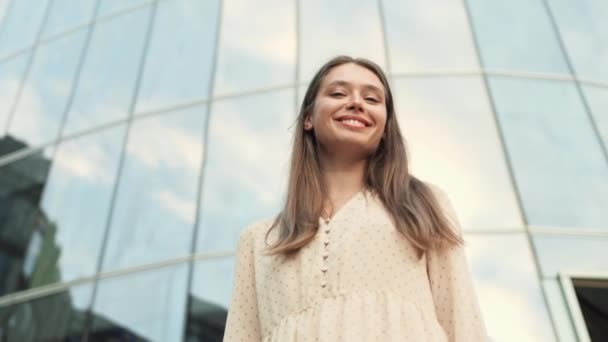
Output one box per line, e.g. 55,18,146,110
223,226,262,341
426,185,488,341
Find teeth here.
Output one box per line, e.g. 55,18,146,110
341,119,365,127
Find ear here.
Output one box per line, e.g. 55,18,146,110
303,115,313,130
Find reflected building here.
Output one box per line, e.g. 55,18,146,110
0,0,607,341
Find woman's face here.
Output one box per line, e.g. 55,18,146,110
305,63,388,158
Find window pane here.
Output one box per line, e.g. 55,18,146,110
213,0,295,96
42,0,97,38
0,285,92,341
549,0,608,82
0,144,54,297
466,234,554,341
91,265,188,341
186,258,234,341
197,89,293,252
0,54,29,135
39,126,125,282
0,0,50,57
583,85,608,149
62,6,151,136
101,107,206,271
542,279,578,342
8,30,87,149
533,234,608,277
394,77,522,230
299,0,385,82
136,0,219,113
467,0,569,74
490,77,608,229
382,0,478,72
98,0,151,17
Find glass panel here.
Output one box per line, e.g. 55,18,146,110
186,258,234,341
213,0,295,96
0,53,29,133
382,0,478,72
0,285,92,341
548,0,608,82
533,234,608,277
466,234,555,341
98,0,151,17
490,77,608,229
197,90,293,253
467,0,569,74
42,0,97,38
582,85,608,149
0,145,54,297
38,126,125,282
299,0,385,82
136,0,220,113
62,6,151,136
0,0,50,57
394,76,522,230
90,265,188,341
101,107,206,271
543,279,577,342
8,30,87,150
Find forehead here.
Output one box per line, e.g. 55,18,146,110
321,63,384,90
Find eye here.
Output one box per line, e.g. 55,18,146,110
365,97,380,103
330,92,346,97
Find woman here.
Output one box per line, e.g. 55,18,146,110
223,56,487,341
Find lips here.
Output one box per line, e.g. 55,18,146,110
335,115,372,127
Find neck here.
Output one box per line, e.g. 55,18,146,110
317,149,367,217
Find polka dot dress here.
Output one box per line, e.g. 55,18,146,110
223,186,487,341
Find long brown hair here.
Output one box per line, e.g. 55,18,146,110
266,56,462,256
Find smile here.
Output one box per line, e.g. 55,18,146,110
335,116,372,129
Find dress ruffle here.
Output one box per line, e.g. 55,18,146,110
263,290,448,342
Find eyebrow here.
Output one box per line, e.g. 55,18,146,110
325,80,384,95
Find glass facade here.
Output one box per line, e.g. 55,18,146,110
0,0,607,341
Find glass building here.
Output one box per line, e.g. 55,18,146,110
0,0,607,341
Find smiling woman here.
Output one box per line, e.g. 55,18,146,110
223,56,487,342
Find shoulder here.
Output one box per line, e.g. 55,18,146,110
238,216,277,246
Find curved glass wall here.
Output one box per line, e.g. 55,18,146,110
1,0,607,340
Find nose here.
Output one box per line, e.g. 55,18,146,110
346,93,364,113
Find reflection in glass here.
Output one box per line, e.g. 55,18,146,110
0,0,49,57
542,279,577,342
136,0,220,113
582,85,608,148
91,265,188,341
0,141,54,297
0,285,91,341
466,234,555,341
39,125,125,282
8,30,86,149
382,0,478,72
533,235,608,277
299,0,385,82
0,54,29,134
213,0,295,96
548,0,608,81
490,77,608,229
186,258,234,341
467,0,569,74
42,0,97,38
97,0,152,17
101,107,206,271
62,6,151,136
394,77,522,230
197,90,293,252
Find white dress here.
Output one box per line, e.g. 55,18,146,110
223,187,487,341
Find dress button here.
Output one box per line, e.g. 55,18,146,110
321,266,328,272
321,281,327,288
324,228,330,234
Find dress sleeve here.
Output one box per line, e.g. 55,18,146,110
223,226,262,342
426,186,488,342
